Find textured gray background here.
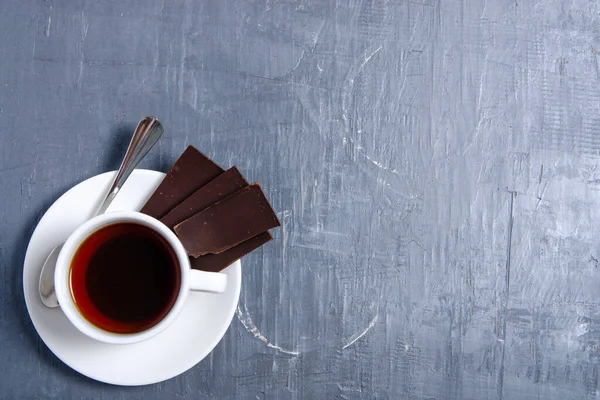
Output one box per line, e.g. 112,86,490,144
1,0,600,399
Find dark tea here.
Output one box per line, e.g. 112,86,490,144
70,222,181,334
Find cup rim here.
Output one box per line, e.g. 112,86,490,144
54,211,191,345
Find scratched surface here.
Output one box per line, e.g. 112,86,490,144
1,0,600,399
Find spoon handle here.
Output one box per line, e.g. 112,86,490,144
96,117,164,215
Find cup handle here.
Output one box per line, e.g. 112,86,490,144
189,269,227,293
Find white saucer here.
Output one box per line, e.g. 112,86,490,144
23,170,241,386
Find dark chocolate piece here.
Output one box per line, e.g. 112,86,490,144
160,167,248,229
190,232,272,272
174,184,281,256
161,166,271,271
140,146,224,219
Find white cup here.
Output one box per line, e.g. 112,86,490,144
54,211,227,345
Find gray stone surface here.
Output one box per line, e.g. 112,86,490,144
1,0,600,398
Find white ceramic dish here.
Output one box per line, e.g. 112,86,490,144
23,169,241,386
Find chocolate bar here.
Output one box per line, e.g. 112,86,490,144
161,166,271,271
174,184,281,256
190,232,272,272
160,167,248,229
140,146,223,219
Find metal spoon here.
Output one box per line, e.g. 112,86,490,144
39,116,164,308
